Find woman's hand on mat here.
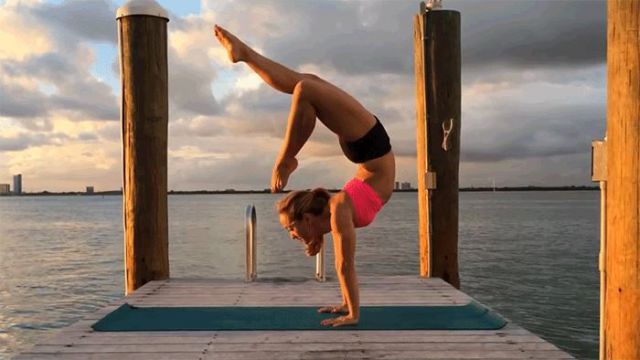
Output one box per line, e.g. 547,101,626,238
320,315,359,327
317,303,348,314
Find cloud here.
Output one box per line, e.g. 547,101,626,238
4,142,120,192
460,152,593,187
168,151,359,191
0,132,71,151
460,68,605,162
77,132,98,141
0,0,607,190
3,52,76,84
454,0,606,69
31,0,117,44
0,0,52,60
0,81,49,118
1,51,119,122
206,0,605,78
169,47,220,116
208,0,413,76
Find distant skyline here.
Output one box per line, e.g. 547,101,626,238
0,0,606,192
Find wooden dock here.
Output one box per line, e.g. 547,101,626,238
15,275,574,359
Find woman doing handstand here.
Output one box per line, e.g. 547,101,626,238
214,25,395,327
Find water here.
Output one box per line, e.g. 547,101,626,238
0,191,599,359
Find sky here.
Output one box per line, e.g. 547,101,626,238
0,0,606,192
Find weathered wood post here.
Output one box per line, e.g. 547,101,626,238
604,0,639,358
413,1,461,288
116,0,170,295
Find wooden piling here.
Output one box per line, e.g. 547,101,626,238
604,0,639,358
414,9,430,281
117,1,170,295
413,4,461,288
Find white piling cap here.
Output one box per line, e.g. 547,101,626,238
116,0,169,20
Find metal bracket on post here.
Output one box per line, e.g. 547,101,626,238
591,138,607,273
426,171,437,190
591,140,607,182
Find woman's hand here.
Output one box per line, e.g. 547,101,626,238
320,315,359,327
317,303,348,314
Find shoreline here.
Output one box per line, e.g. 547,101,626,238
0,186,599,196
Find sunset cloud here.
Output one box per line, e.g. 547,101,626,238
0,0,606,191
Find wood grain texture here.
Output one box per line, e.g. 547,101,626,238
414,13,430,277
119,15,170,294
605,1,640,359
15,276,573,359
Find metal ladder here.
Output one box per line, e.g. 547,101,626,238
245,204,325,282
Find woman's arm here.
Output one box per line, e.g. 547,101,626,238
320,193,359,327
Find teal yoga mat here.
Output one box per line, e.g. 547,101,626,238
92,300,506,331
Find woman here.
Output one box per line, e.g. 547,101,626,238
214,25,395,327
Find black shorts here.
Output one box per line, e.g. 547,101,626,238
340,116,392,164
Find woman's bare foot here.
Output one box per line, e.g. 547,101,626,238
213,24,248,63
271,157,298,193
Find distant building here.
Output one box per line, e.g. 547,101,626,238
401,182,412,190
0,184,9,194
13,174,22,195
86,186,95,194
395,181,400,190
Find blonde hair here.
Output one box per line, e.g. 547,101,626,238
277,188,331,221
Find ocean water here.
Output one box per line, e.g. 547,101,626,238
0,191,599,359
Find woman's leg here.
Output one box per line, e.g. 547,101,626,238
214,25,382,192
214,25,373,137
214,25,317,94
271,80,317,192
215,25,324,191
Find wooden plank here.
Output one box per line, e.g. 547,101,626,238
45,331,219,339
27,342,561,353
151,279,455,288
14,353,199,360
24,344,206,353
204,342,560,352
206,328,536,340
157,275,450,283
124,294,467,302
126,292,468,298
200,350,573,360
53,326,535,340
124,292,466,298
124,294,470,301
234,277,450,285
129,284,461,292
42,334,547,346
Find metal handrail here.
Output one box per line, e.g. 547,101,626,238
244,204,326,282
316,243,326,282
245,204,257,282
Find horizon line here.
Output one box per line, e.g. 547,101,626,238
0,185,599,196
